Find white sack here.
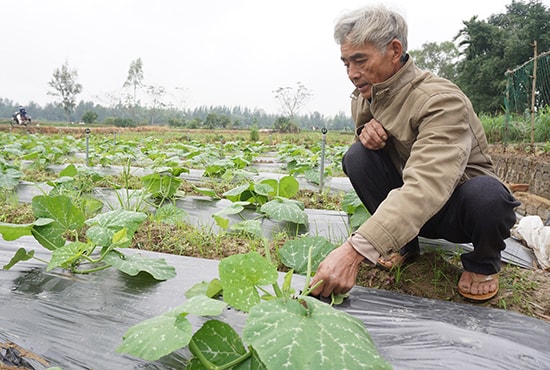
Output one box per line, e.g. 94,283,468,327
512,216,550,270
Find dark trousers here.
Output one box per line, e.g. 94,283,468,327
342,141,520,275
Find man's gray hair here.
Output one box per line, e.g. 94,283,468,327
334,4,408,54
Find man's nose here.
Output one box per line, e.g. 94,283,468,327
347,64,361,80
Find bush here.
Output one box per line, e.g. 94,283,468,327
480,114,525,143
249,125,259,141
103,117,138,127
81,111,98,124
535,107,550,142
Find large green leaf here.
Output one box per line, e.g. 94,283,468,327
257,179,278,197
187,320,266,369
341,191,366,214
58,163,78,177
190,320,246,363
3,248,34,270
218,252,278,312
223,183,251,202
0,218,52,241
32,195,84,229
85,209,147,248
278,236,336,274
103,251,176,280
243,297,392,370
193,186,219,199
260,198,308,225
230,219,262,238
31,195,85,250
117,296,226,361
141,173,182,199
0,168,23,190
277,175,299,198
47,241,88,271
117,305,193,361
350,206,370,229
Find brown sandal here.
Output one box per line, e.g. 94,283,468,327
458,271,499,301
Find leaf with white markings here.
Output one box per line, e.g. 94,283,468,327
243,296,392,370
103,251,176,280
219,252,278,312
259,197,308,225
117,295,227,361
85,209,147,248
47,241,88,271
279,236,336,274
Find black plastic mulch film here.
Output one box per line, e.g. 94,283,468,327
1,238,549,370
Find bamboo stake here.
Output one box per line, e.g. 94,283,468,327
530,40,538,146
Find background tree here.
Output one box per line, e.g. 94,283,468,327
47,61,83,122
409,41,460,81
123,58,144,121
273,116,298,133
146,84,166,125
273,82,312,120
455,0,550,113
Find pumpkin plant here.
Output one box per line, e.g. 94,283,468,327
213,175,308,233
117,240,392,369
0,193,175,280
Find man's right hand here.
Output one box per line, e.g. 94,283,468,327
358,119,389,150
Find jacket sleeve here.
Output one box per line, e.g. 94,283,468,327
355,92,472,255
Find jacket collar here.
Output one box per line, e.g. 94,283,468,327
371,54,416,99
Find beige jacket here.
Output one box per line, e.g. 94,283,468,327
351,57,498,256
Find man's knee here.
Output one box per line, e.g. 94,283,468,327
462,176,519,224
342,141,364,176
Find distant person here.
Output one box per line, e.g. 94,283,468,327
310,4,519,302
18,106,27,120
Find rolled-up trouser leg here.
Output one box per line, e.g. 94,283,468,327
342,141,419,256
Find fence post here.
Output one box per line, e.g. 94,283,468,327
85,128,91,166
530,40,538,146
319,127,327,193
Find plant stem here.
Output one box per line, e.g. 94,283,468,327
32,256,49,264
304,246,313,289
301,246,323,296
189,338,252,369
257,285,275,299
272,283,284,298
72,264,112,274
262,238,271,263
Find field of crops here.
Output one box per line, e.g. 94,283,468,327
1,125,549,369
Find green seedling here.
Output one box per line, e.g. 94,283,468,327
117,244,391,369
0,194,175,280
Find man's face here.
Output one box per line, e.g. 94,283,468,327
340,40,400,100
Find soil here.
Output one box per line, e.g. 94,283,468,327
129,214,550,325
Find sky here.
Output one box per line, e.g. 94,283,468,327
2,0,548,118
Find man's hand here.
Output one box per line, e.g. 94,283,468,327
310,241,365,297
358,119,389,150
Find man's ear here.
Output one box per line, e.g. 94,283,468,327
389,39,403,64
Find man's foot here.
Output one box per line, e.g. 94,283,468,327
458,271,499,301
